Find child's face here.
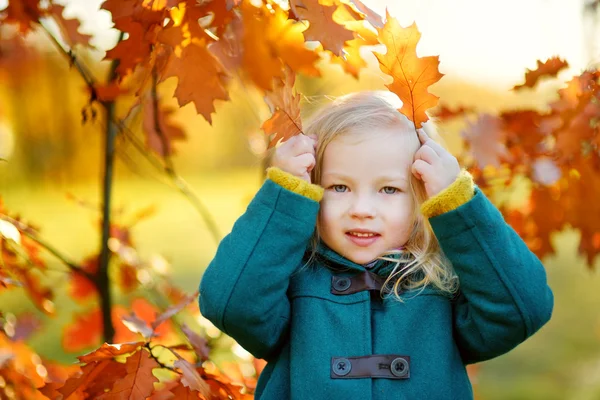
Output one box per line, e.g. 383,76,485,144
318,126,418,265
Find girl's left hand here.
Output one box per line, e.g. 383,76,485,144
411,130,461,199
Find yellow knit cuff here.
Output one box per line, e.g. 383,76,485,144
420,170,475,218
266,167,324,202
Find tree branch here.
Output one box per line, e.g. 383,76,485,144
0,214,95,282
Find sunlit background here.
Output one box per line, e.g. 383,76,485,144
1,1,600,399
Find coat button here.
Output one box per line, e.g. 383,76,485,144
333,277,351,292
390,357,409,377
332,358,352,376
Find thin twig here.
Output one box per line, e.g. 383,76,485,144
146,343,180,372
151,64,175,174
0,214,94,281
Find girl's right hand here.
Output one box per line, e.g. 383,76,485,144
270,134,317,183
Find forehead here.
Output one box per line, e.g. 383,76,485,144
321,127,419,171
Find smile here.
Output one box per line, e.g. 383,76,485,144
347,232,378,237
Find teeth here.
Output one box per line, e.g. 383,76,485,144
349,232,375,237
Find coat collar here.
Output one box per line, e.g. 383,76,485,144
312,241,405,278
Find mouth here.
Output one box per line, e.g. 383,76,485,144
345,230,381,247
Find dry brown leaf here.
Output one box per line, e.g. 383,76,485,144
262,67,303,148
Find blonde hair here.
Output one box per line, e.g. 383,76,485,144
303,91,459,300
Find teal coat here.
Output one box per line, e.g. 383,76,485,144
199,179,553,399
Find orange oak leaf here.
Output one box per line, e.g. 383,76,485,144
462,114,511,168
68,270,97,301
102,0,166,30
63,308,102,352
551,72,600,162
241,1,320,92
290,0,354,56
208,13,243,72
346,0,384,28
513,57,569,91
174,358,210,394
78,342,145,364
176,0,234,37
113,298,177,342
119,263,139,293
169,384,200,399
374,13,444,128
161,40,230,123
142,98,186,156
121,312,155,339
329,7,379,78
96,349,159,400
432,105,473,121
1,0,44,34
104,17,155,78
501,110,552,168
91,83,129,102
49,4,93,48
58,360,113,399
566,157,600,264
262,68,303,148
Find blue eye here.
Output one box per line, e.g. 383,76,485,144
382,187,398,194
332,185,347,192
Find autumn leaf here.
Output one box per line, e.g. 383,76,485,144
96,349,159,399
432,105,473,121
262,67,303,148
63,308,102,352
102,0,166,30
169,384,200,399
513,57,569,91
174,358,210,395
241,1,320,92
121,312,155,339
181,323,210,362
462,114,511,168
91,83,129,102
290,0,354,56
77,342,145,364
1,0,44,34
151,291,198,331
346,0,384,28
161,40,230,123
104,17,155,78
68,270,97,302
49,4,93,48
58,360,113,399
374,13,444,128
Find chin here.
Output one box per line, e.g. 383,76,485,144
346,252,378,265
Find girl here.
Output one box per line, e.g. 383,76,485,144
199,91,553,399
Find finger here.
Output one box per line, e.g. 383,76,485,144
417,129,428,145
306,134,318,150
296,153,316,172
290,135,316,156
414,145,439,164
422,136,448,158
412,159,434,180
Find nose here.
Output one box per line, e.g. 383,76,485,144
349,193,376,219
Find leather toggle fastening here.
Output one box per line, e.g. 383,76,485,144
330,355,410,379
331,271,386,295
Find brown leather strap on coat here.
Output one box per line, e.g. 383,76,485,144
331,271,386,295
330,355,410,379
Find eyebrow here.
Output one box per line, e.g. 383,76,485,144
322,173,408,183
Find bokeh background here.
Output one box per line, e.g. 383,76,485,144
1,0,600,398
